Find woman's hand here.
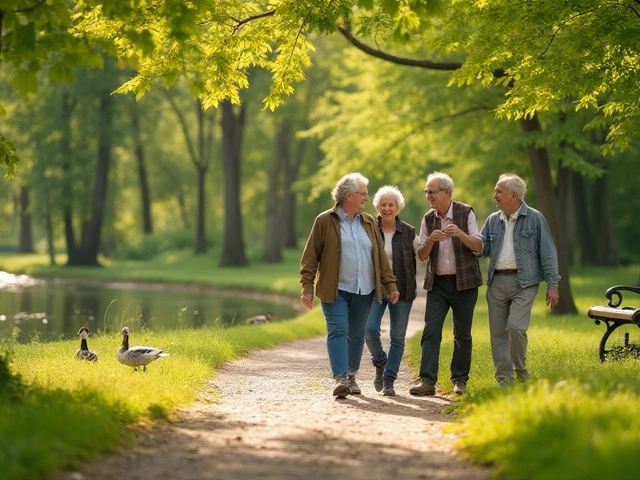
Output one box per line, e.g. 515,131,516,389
301,293,314,310
389,291,400,304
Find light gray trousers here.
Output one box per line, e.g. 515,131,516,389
486,274,539,384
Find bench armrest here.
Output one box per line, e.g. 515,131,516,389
606,285,640,308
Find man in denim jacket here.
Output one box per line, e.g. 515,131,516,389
478,173,560,386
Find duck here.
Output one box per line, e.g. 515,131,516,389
247,312,273,324
117,326,169,371
76,327,99,362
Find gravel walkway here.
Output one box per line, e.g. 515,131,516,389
57,289,490,480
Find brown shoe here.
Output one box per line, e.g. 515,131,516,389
453,381,467,395
409,380,436,396
333,374,350,397
348,374,361,395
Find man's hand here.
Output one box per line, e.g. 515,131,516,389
546,288,559,309
428,229,449,242
301,293,314,310
443,224,463,238
389,291,400,304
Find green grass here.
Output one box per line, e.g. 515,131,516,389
406,264,640,479
3,252,640,479
1,273,325,480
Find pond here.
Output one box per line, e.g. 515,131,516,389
0,272,301,344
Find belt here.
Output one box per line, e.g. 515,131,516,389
495,269,518,276
435,274,456,280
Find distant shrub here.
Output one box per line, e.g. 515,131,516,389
112,230,216,260
0,344,23,399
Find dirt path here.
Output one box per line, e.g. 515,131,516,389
57,291,490,480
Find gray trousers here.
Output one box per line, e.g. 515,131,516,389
486,274,539,384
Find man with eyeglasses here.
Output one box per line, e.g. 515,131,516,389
478,173,559,387
410,171,483,396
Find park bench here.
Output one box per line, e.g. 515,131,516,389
587,285,640,361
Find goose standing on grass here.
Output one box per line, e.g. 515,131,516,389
247,312,273,324
117,327,169,371
76,327,99,362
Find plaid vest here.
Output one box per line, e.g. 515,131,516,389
423,201,483,292
377,216,417,302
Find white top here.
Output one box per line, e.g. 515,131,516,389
495,209,520,270
382,231,421,269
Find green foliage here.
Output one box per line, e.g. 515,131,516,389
434,0,640,153
406,264,640,479
0,341,23,399
3,310,325,479
0,134,19,178
111,230,210,261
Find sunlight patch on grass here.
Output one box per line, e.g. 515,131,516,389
3,309,326,479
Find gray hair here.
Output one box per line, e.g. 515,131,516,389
426,171,454,196
373,185,405,211
499,173,527,200
332,172,369,203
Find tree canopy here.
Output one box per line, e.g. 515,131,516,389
2,0,640,176
434,0,640,154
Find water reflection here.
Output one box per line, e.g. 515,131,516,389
0,274,300,343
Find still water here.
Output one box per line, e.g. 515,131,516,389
0,272,301,343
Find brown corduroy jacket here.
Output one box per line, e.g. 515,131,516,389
300,203,398,304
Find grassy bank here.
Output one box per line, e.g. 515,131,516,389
0,250,323,479
1,312,326,479
3,252,640,479
407,264,640,479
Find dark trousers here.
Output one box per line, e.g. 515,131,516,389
418,275,478,385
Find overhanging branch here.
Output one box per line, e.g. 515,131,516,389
338,23,506,79
338,24,462,71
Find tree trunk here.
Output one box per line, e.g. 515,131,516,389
263,121,290,263
132,110,153,234
555,165,575,266
283,132,306,249
71,91,113,266
589,175,619,266
520,116,577,315
572,172,596,266
219,100,249,267
18,186,35,253
194,103,211,254
44,194,56,266
195,166,207,254
60,92,79,265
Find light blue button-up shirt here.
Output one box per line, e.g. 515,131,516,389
337,206,375,295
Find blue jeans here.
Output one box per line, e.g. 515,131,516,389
365,298,414,378
419,275,478,385
321,290,375,378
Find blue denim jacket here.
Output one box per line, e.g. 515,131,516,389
478,201,560,289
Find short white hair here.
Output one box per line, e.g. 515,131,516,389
332,173,369,203
373,185,405,211
499,173,527,200
426,171,454,196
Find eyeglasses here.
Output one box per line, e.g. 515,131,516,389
352,191,368,196
424,189,444,196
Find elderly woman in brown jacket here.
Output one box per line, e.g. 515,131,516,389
300,172,399,398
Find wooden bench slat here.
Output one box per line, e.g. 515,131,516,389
587,306,640,322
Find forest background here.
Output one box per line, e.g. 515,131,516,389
1,0,640,314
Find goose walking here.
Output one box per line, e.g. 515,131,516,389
117,327,169,371
76,327,99,362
